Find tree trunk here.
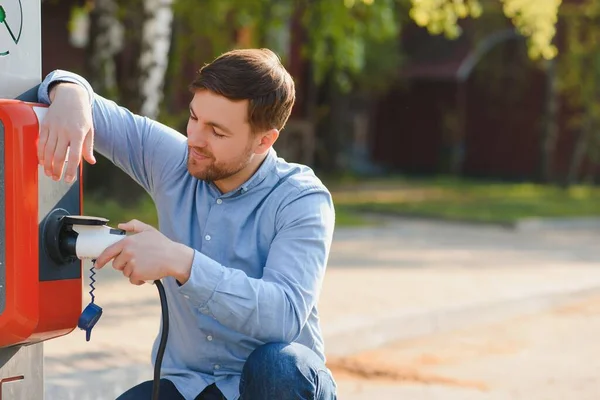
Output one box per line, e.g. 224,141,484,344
314,76,348,173
85,0,123,96
565,116,592,188
83,0,124,197
539,58,560,183
450,82,467,176
138,0,174,119
84,0,164,205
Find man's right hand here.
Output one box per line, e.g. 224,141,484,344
39,82,96,183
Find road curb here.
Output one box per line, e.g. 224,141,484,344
323,282,600,357
515,217,600,231
353,212,600,232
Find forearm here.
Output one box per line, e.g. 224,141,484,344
40,70,147,163
177,251,306,343
38,69,188,195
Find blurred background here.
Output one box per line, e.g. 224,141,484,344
40,0,600,226
38,1,600,399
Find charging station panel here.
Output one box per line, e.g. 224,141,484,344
0,100,83,348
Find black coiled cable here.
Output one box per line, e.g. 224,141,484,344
152,280,169,400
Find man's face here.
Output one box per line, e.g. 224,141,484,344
186,90,257,182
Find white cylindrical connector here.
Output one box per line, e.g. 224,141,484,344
71,224,127,259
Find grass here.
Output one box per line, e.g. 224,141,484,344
330,175,600,225
82,175,600,228
83,193,159,228
83,192,374,228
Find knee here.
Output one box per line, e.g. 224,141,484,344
240,342,333,399
243,342,307,380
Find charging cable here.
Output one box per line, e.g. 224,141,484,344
152,279,169,400
48,215,171,399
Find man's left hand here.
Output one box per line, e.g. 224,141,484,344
94,219,192,285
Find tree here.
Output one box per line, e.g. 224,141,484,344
407,0,565,181
408,0,561,61
70,0,173,203
165,0,403,171
138,0,174,119
72,0,571,186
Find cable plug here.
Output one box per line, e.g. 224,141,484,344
78,302,103,341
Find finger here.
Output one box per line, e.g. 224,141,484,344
122,263,133,278
43,128,58,177
94,239,127,269
38,122,49,164
82,127,97,165
118,219,153,233
129,277,146,286
52,135,69,180
65,135,85,183
111,253,129,272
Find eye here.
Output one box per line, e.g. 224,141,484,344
212,128,225,138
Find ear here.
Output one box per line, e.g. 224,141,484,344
255,129,279,155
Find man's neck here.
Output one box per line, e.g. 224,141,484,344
213,152,269,194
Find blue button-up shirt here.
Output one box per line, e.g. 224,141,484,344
38,71,336,400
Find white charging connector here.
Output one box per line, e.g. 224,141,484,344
70,224,126,259
58,216,154,285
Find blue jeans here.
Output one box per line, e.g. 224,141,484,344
239,342,337,399
116,342,337,399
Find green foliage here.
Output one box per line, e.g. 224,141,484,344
408,0,561,60
557,0,600,163
409,0,482,39
558,1,600,113
301,0,401,91
170,0,401,93
501,0,561,60
170,0,293,71
72,0,569,99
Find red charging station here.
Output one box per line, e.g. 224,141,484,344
0,99,85,399
0,1,88,398
0,99,84,349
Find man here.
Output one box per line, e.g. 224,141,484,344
37,48,337,400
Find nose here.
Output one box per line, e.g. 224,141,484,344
186,124,208,148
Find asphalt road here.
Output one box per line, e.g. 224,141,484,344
330,294,600,400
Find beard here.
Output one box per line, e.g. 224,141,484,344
186,144,254,182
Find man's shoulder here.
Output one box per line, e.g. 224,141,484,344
272,157,330,197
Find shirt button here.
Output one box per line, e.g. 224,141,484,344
205,234,211,241
216,199,222,204
207,335,213,341
214,364,220,370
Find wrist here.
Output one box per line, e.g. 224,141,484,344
49,81,87,103
168,243,194,284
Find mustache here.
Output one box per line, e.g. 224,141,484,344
189,146,213,158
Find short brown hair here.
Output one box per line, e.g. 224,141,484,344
189,48,295,133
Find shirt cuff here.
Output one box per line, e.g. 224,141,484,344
177,250,226,311
37,70,95,107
